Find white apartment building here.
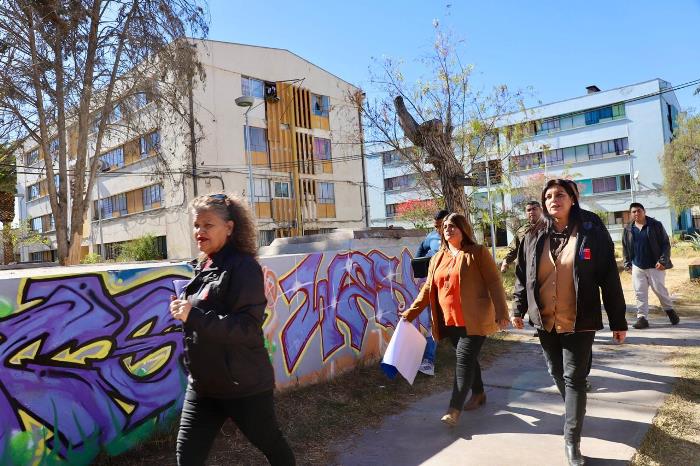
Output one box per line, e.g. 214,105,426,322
367,79,683,244
16,40,366,262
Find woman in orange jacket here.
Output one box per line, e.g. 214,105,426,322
401,213,509,426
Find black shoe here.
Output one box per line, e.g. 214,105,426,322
633,316,649,329
565,442,585,466
665,309,680,325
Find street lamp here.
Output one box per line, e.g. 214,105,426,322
235,95,257,220
622,149,635,203
95,159,110,259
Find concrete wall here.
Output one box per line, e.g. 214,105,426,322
0,236,424,464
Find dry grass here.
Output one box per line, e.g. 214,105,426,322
95,335,519,466
630,261,700,466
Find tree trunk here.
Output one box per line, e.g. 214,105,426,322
393,96,469,215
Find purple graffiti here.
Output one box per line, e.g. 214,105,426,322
279,249,427,373
0,271,189,462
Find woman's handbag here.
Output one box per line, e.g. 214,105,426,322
410,256,431,279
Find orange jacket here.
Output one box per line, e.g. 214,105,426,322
404,244,508,338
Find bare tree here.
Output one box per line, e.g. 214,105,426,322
358,24,530,215
0,0,208,264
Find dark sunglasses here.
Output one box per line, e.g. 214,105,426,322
208,193,227,201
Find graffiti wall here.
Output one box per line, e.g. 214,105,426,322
0,244,425,464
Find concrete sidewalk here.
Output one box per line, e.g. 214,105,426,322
333,314,699,466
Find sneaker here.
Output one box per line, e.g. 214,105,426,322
633,316,649,329
418,359,435,376
665,309,680,325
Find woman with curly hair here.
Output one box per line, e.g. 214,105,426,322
170,193,295,466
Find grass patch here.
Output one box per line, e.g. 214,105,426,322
94,335,519,466
630,346,700,466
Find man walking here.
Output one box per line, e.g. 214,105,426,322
414,209,449,375
622,202,679,329
501,201,542,272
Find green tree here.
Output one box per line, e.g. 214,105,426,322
0,144,18,264
661,113,700,210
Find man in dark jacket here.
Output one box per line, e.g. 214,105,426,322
501,201,542,272
622,202,679,329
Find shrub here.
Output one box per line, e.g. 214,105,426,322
684,232,700,251
81,253,102,264
116,234,163,262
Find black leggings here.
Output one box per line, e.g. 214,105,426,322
445,326,486,410
176,389,295,466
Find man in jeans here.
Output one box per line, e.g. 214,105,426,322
622,202,679,329
415,209,449,375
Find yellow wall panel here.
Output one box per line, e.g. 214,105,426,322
322,161,333,174
255,202,272,218
251,151,268,166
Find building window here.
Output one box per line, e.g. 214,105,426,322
30,217,42,233
98,192,128,219
313,137,332,160
26,148,39,166
273,181,290,198
386,203,398,218
253,178,271,202
101,147,124,169
382,150,403,165
473,160,503,186
244,126,268,153
48,214,55,231
134,91,152,109
592,176,618,194
143,184,162,210
384,174,417,191
140,130,160,157
241,76,264,98
318,182,335,204
27,184,40,201
258,230,275,248
108,103,122,123
311,94,330,117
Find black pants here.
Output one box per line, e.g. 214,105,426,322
537,329,595,443
176,388,295,466
445,326,486,410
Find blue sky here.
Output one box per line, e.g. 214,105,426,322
210,0,700,109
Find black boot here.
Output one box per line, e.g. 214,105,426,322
565,441,585,466
665,309,680,325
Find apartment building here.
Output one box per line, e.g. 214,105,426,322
367,79,684,243
16,40,366,262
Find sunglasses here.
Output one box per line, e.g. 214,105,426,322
208,193,227,201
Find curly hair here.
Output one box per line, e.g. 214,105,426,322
189,193,258,256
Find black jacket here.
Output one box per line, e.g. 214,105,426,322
622,216,673,270
512,210,628,332
182,243,274,398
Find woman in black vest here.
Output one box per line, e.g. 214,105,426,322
170,193,294,466
511,179,627,466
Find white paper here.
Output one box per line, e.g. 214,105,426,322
381,319,427,385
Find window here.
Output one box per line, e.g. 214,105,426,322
253,178,270,202
48,214,55,231
101,147,124,169
30,217,42,233
619,174,632,191
244,126,268,153
26,148,39,166
313,137,332,160
311,94,330,117
386,203,398,218
108,103,122,123
592,176,618,193
384,174,417,191
318,182,335,204
49,138,59,160
241,76,264,98
258,230,275,248
140,130,160,157
134,92,149,109
143,184,162,210
473,160,503,186
27,184,40,201
98,193,128,219
536,118,560,134
382,150,403,165
273,181,290,198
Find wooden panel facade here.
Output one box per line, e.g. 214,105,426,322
255,202,272,219
271,198,295,224
251,150,269,167
310,115,330,131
